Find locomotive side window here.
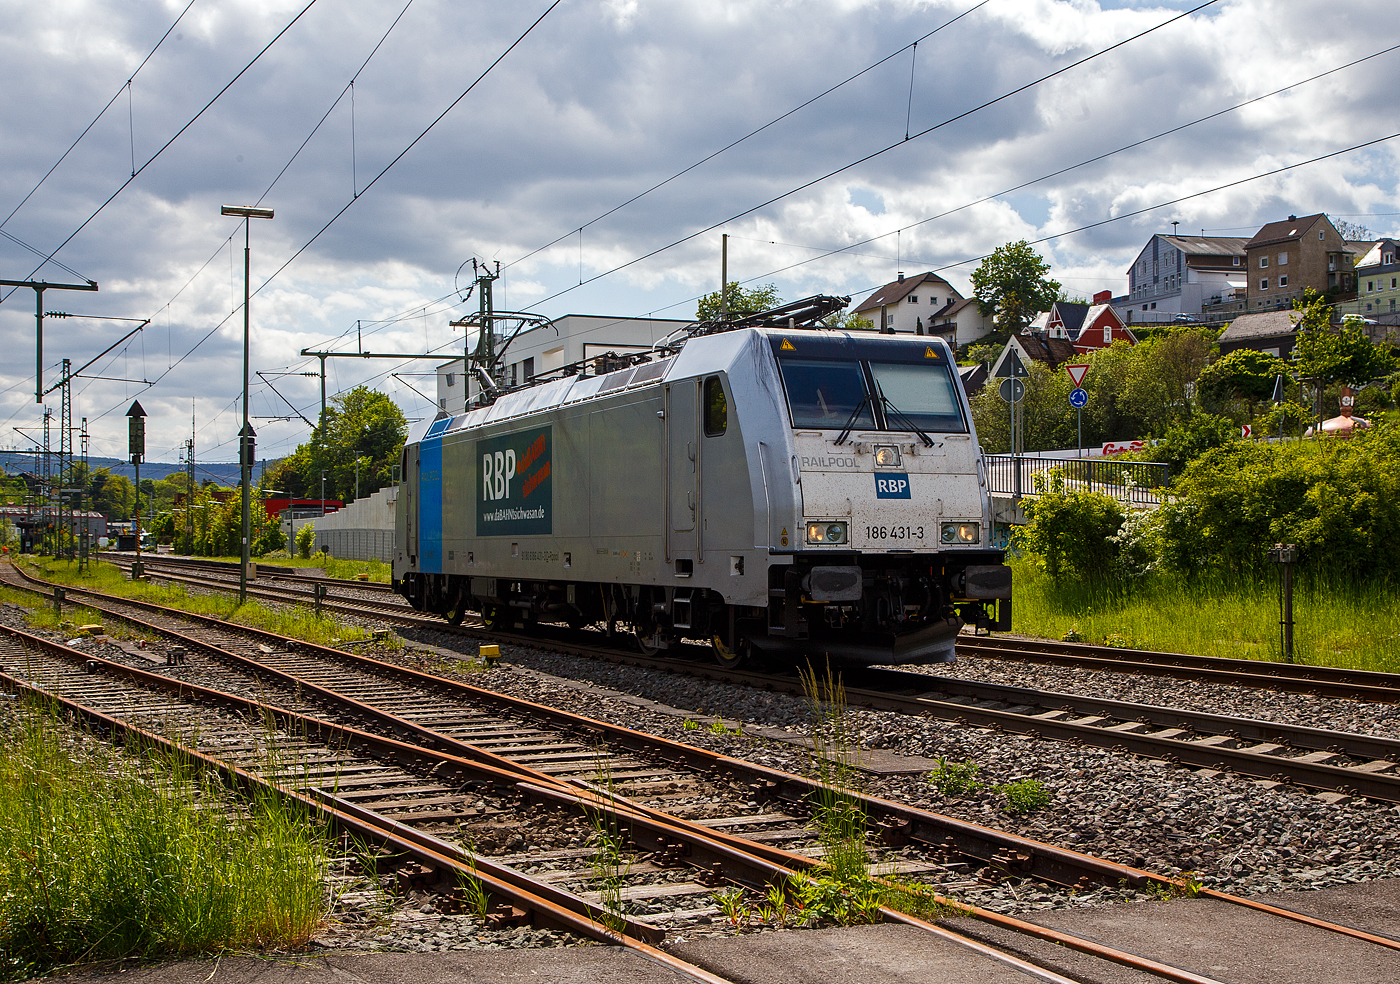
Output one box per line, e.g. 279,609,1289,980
868,361,967,433
777,359,874,429
704,376,727,436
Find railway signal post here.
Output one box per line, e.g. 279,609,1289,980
126,400,145,580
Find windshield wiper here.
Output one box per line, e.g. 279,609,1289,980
833,393,871,446
875,382,935,447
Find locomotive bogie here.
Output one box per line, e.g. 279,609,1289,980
394,326,1010,665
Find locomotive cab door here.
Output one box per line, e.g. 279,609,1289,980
666,380,699,559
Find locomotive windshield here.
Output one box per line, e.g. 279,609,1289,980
779,359,876,430
770,334,967,434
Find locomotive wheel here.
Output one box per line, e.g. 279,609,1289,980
443,587,467,627
481,605,506,631
634,628,661,655
711,633,748,669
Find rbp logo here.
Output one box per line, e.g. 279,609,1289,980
874,473,911,499
482,450,516,500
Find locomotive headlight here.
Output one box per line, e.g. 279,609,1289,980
873,444,902,468
941,522,980,544
806,521,848,544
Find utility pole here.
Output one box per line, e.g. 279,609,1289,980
0,277,98,403
79,417,88,572
220,204,273,606
719,233,728,321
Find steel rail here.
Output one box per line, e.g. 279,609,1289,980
0,625,1120,984
956,636,1400,703
11,561,1400,958
16,561,1400,800
111,553,396,593
0,625,1230,984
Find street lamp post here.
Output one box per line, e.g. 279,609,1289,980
321,470,327,516
220,204,274,607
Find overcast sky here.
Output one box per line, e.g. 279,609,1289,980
2,0,1397,467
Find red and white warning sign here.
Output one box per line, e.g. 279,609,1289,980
1241,424,1252,438
1064,363,1090,387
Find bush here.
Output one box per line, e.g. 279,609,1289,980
1014,473,1127,585
997,779,1051,813
1158,425,1400,581
295,523,315,559
1151,411,1241,476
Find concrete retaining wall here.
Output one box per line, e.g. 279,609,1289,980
310,486,396,562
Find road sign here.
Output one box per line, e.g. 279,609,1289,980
1069,387,1089,409
1064,363,1090,387
1241,424,1252,438
995,348,1029,379
998,378,1025,403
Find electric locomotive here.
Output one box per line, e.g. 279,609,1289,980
393,296,1010,665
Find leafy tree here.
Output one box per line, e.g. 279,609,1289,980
1292,289,1397,390
89,469,134,521
1151,411,1241,476
1196,348,1290,419
1119,329,1213,434
264,385,408,503
820,309,874,331
970,241,1061,335
696,282,781,321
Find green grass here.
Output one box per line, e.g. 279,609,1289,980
15,556,372,649
1010,555,1400,673
239,552,391,583
0,699,329,979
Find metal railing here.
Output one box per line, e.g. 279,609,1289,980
985,454,1170,504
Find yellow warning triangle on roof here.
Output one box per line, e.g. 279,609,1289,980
924,346,937,358
780,338,796,351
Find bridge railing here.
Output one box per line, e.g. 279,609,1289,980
985,454,1171,505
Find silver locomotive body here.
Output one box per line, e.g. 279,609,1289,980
393,326,1009,664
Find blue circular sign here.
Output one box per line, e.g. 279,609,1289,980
1069,387,1089,408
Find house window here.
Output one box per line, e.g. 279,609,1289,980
1260,256,1268,268
908,296,917,303
1104,326,1111,344
1150,302,1156,310
445,373,455,387
1366,303,1373,312
1259,279,1269,290
1393,278,1398,289
1232,256,1241,266
1319,231,1325,240
1385,253,1395,264
1391,299,1397,312
1368,281,1374,292
523,357,534,382
1278,275,1288,287
1278,252,1288,266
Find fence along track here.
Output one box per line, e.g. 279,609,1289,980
8,561,1400,972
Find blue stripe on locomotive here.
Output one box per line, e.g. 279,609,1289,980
418,422,447,573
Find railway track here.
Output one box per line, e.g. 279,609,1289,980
37,557,1400,803
3,566,1280,984
10,557,1400,979
115,553,1400,704
5,573,1394,979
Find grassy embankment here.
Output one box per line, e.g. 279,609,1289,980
11,555,377,648
234,552,391,583
0,700,329,980
1010,554,1400,673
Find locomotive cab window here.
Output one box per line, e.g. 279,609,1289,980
868,361,966,433
704,376,727,436
777,359,874,430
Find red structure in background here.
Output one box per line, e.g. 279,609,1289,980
261,497,343,520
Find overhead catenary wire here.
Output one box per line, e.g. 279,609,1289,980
502,0,994,274
643,39,1400,317
521,0,1222,310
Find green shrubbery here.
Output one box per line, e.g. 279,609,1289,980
1018,425,1400,586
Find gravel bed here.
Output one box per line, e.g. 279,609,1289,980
12,581,1400,919
908,650,1400,740
393,627,1400,909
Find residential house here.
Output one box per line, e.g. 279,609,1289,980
1243,214,1363,312
1116,234,1248,323
1215,309,1303,360
1034,292,1137,354
928,297,996,348
1336,238,1400,322
852,271,965,337
990,331,1078,377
